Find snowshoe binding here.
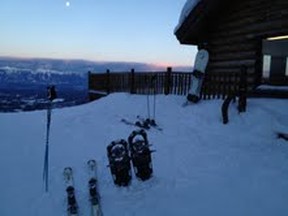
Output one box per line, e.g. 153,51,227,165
128,129,153,181
107,139,132,186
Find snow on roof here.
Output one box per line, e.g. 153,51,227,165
174,0,202,33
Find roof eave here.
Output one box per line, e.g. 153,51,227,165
175,0,228,45
174,1,206,45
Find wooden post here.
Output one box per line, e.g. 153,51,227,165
204,72,211,100
106,69,110,94
88,71,91,90
238,65,247,113
227,73,232,97
130,69,135,94
88,71,92,101
187,73,192,96
165,67,172,95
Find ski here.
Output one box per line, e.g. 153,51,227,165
182,99,203,107
121,118,162,131
120,118,150,130
136,116,163,131
87,160,103,216
63,167,78,216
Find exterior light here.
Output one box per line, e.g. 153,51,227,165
267,35,288,41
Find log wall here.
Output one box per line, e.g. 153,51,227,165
206,0,288,87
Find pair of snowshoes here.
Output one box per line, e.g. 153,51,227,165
107,139,132,186
128,129,153,181
107,129,153,186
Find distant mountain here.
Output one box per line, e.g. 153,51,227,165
0,57,192,112
0,57,90,112
0,56,192,74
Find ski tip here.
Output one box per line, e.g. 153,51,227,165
88,159,96,168
63,167,73,182
88,159,96,164
64,167,72,172
181,101,190,107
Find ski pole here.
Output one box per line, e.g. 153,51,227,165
146,94,150,120
42,85,57,193
43,102,52,192
145,76,151,120
153,85,156,121
150,75,157,125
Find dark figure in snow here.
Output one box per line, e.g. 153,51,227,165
47,85,57,101
187,42,209,103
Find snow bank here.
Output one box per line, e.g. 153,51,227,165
257,84,288,91
0,93,288,215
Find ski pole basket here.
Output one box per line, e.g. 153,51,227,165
107,139,132,186
128,129,153,180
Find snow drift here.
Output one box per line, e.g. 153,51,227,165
0,93,288,216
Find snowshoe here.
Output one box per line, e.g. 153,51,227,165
128,129,153,181
107,139,132,186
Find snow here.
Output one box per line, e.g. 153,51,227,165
174,0,202,33
257,84,288,91
0,93,288,216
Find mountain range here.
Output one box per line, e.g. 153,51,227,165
0,57,192,112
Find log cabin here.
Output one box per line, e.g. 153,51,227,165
174,0,288,88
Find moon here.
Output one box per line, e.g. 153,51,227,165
66,1,70,7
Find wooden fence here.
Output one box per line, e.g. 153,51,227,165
88,67,251,101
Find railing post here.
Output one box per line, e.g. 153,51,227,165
238,65,247,112
165,67,172,95
130,68,135,94
88,71,92,101
88,71,91,90
106,69,110,94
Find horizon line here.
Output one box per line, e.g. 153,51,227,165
0,55,192,69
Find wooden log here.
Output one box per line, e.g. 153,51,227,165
220,0,287,24
208,67,255,74
208,59,256,69
208,35,254,47
246,28,288,39
217,1,288,28
215,16,265,33
209,51,257,62
208,43,257,54
211,17,288,40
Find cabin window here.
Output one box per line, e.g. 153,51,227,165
286,57,288,76
262,55,271,78
262,37,288,84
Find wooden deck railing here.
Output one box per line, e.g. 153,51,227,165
88,67,251,101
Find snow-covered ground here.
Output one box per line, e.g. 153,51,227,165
0,93,288,216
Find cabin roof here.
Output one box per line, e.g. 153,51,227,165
174,0,202,33
174,0,231,45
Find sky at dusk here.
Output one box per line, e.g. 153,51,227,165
0,0,197,67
